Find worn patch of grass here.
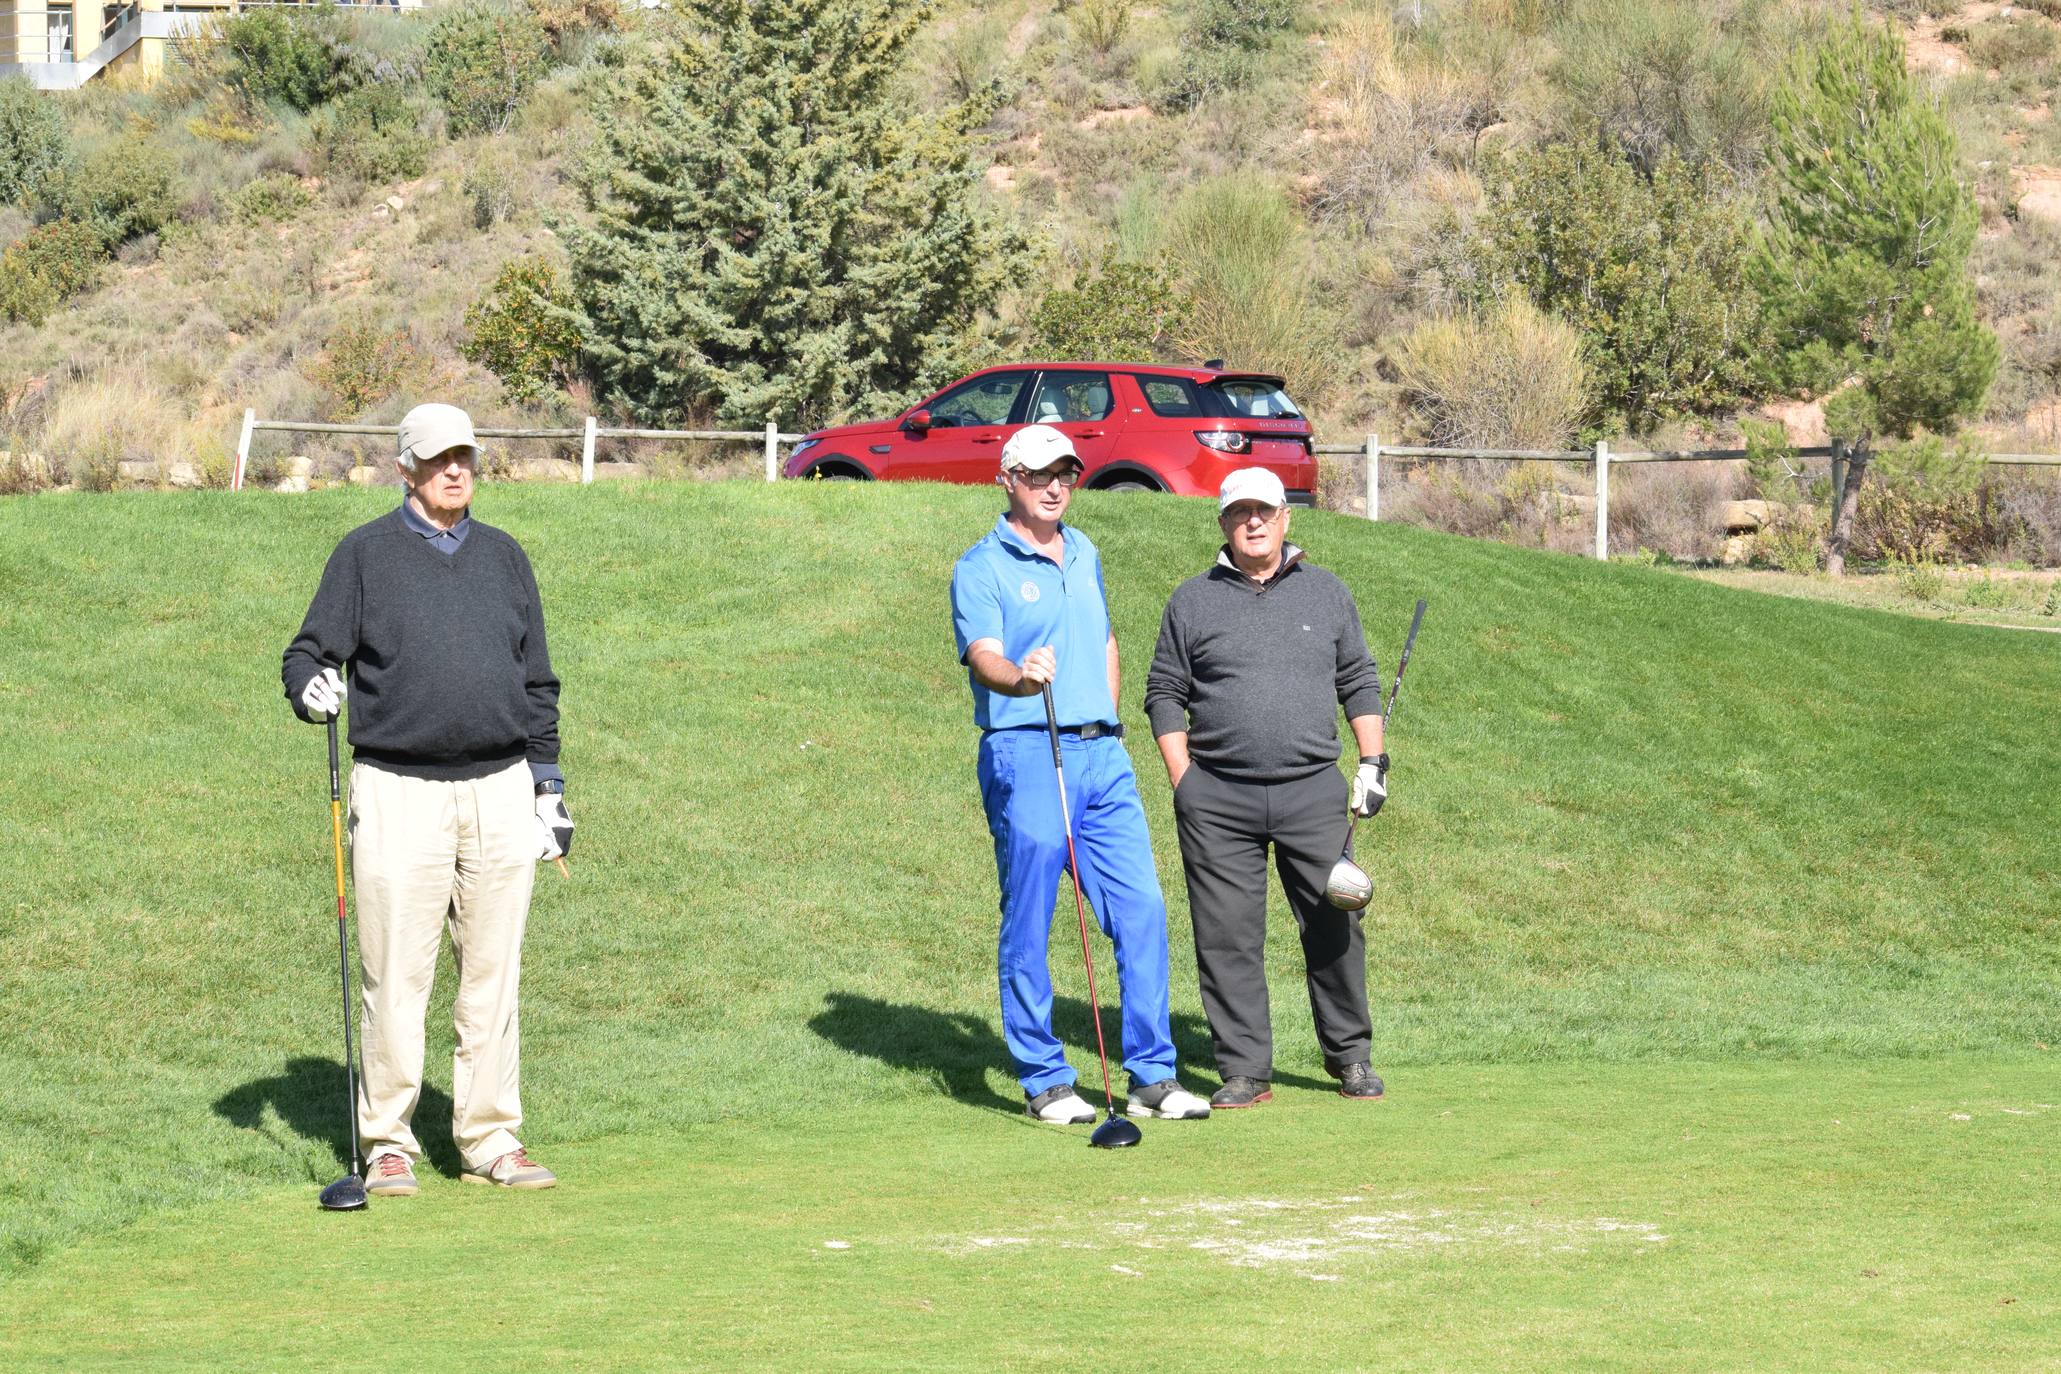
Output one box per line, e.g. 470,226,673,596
3,1062,2058,1371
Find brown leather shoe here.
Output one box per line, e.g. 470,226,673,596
462,1148,557,1189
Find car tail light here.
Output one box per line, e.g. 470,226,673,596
1195,430,1250,454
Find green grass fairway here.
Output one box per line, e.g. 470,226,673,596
1,481,2055,1368
5,1064,2057,1372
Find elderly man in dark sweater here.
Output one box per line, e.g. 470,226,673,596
282,403,572,1195
1144,467,1390,1109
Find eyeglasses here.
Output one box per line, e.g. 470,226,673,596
1222,503,1282,525
1016,467,1082,489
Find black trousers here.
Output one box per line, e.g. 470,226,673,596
1171,762,1371,1081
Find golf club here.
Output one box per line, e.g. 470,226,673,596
1326,598,1428,911
318,708,369,1212
1041,683,1142,1150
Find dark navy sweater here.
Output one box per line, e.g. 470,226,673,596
282,507,559,781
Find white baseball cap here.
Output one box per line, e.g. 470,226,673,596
1000,423,1079,473
1219,467,1287,511
397,403,478,471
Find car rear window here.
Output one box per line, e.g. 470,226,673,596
1207,378,1302,419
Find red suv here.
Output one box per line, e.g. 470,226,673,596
783,362,1316,505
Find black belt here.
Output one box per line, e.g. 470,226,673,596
990,722,1125,740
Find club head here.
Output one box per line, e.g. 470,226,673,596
1325,857,1373,911
1090,1114,1143,1149
319,1174,368,1211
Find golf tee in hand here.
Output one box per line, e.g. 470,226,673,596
537,793,573,862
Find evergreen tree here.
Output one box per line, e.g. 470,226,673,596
1751,8,1997,575
563,0,1029,428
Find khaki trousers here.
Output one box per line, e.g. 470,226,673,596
349,760,535,1170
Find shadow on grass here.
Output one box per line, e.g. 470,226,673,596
213,1057,462,1179
809,992,1326,1115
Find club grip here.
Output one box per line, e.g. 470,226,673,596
326,711,341,803
1040,683,1062,768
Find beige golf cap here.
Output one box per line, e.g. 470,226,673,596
397,403,478,470
1219,466,1287,511
1000,423,1079,473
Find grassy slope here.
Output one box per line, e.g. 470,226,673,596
0,481,2055,1361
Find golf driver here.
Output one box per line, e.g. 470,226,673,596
1326,598,1428,911
1041,684,1142,1150
318,709,369,1212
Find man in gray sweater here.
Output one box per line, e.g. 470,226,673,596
1143,467,1390,1108
282,403,571,1194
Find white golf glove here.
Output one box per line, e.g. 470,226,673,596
300,667,347,721
1350,754,1389,818
536,791,574,862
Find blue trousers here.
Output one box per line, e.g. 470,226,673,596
977,729,1177,1096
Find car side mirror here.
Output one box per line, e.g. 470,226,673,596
904,409,932,433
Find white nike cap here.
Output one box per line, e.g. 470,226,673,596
1000,423,1079,473
1218,467,1287,511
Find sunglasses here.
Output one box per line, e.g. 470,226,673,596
1015,467,1082,489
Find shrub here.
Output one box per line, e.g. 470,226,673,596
1393,297,1590,449
1460,139,1757,436
0,253,56,325
1071,0,1131,56
231,173,312,226
1606,461,1738,564
1888,553,1946,603
313,86,432,187
1965,16,2058,73
425,1,552,137
527,0,620,46
0,75,70,206
1150,0,1297,112
1755,505,1825,574
36,368,194,491
0,219,103,325
1155,178,1342,405
1550,0,1773,176
311,318,421,414
1030,257,1186,363
462,157,518,230
461,258,581,403
44,141,177,249
220,8,361,112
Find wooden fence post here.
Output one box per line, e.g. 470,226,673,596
764,420,778,482
1365,433,1379,522
581,415,597,485
1593,438,1610,560
233,408,255,491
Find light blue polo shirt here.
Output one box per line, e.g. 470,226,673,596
951,515,1118,731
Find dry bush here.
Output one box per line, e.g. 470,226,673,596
35,368,196,490
1381,457,1591,555
1996,469,2061,565
1607,460,1741,562
1308,10,1505,233
1392,297,1589,449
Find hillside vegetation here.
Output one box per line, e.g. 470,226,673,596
2,1,2061,565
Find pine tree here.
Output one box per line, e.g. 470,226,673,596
1751,8,1997,575
563,0,1030,429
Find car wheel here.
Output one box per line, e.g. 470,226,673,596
1105,480,1157,493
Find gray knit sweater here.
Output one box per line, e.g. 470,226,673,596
1143,545,1383,783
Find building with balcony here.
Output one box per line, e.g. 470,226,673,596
0,0,421,89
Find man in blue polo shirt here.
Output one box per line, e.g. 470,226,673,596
950,424,1210,1126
